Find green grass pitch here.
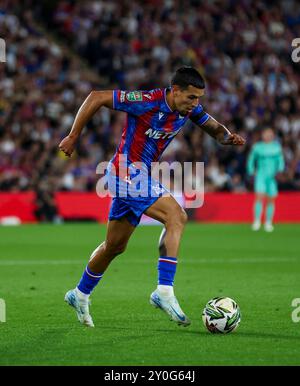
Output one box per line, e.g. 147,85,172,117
0,223,300,366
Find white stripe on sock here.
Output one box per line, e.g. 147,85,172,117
159,258,177,264
85,268,103,279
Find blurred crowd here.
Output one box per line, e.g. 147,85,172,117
1,0,300,198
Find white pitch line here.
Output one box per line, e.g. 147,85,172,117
0,257,298,266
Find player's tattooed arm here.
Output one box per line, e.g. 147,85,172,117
201,116,246,146
59,90,113,157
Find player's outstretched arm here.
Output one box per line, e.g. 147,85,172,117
201,116,245,146
59,90,113,157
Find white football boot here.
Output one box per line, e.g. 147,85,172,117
64,288,94,327
251,221,261,231
264,222,274,232
150,290,191,326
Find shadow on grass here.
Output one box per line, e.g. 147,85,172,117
153,329,300,341
97,323,300,341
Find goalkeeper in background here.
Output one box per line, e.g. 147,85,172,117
247,128,285,232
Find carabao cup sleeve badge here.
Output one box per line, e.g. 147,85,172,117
126,91,143,102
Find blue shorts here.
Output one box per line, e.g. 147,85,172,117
109,196,161,226
106,162,168,227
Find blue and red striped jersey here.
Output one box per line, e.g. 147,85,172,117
111,88,210,170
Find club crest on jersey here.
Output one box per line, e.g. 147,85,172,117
126,91,143,102
145,128,180,140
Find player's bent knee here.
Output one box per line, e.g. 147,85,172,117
105,241,127,256
180,209,188,225
166,208,188,229
175,208,188,226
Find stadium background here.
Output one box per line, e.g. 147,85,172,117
1,0,300,223
1,0,300,367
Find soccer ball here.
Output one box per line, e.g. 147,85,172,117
202,297,241,334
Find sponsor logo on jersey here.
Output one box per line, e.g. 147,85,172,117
145,128,180,140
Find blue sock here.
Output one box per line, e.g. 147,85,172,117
77,266,103,295
158,256,177,286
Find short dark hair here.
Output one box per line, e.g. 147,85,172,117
171,66,205,89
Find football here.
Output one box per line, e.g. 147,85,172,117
202,297,241,334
